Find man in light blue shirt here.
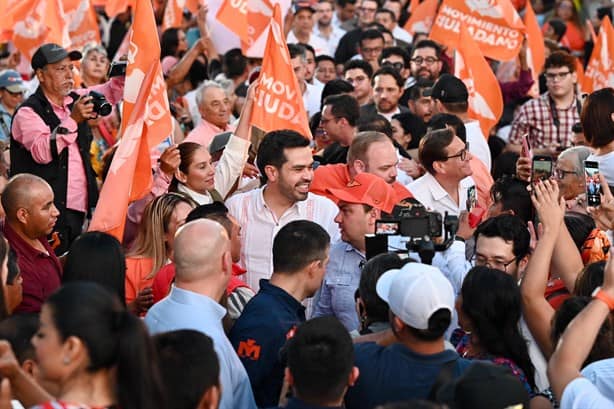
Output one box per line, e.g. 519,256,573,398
145,219,257,409
313,172,397,331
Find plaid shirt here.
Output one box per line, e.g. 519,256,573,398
509,93,580,150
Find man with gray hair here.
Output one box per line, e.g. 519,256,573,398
145,219,257,409
184,80,236,148
554,146,592,209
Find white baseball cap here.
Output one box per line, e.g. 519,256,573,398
376,262,455,330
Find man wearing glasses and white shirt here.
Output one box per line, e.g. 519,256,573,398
408,127,475,218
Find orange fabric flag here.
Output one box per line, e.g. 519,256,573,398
245,0,274,51
63,0,101,50
216,0,248,43
403,0,437,35
575,57,585,89
250,4,311,138
89,0,173,241
523,0,544,98
162,0,204,31
582,16,614,94
11,0,71,61
455,24,503,137
408,0,419,13
429,0,525,61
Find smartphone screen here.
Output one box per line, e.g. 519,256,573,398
532,156,553,184
466,186,477,212
584,160,602,206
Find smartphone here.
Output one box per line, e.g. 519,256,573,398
521,133,533,158
531,155,553,184
584,160,602,206
466,186,477,212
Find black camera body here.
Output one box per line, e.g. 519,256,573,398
88,91,112,117
367,201,458,265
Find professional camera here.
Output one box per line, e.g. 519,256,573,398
88,91,112,117
366,200,458,265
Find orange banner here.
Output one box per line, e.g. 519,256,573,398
63,0,101,51
403,0,438,35
216,0,274,51
429,0,525,61
523,0,544,98
582,16,614,94
455,24,503,137
11,0,71,61
250,4,311,138
162,0,204,31
216,0,248,42
89,0,172,241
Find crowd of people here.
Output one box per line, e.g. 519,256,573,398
0,0,612,408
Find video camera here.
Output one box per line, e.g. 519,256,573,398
365,201,459,265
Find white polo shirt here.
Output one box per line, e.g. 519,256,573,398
408,172,476,216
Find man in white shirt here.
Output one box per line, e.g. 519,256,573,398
427,74,492,171
408,128,475,217
226,130,339,291
288,44,322,120
314,0,346,55
287,2,331,57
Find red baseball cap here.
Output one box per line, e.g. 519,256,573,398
327,173,397,214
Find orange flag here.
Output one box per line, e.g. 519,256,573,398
429,0,525,61
63,0,101,51
216,0,274,51
162,0,203,31
216,0,248,43
10,0,71,61
250,4,311,138
455,25,503,137
89,0,173,241
403,0,437,35
523,0,544,98
408,0,419,13
582,16,614,94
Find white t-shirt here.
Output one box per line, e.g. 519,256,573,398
465,120,492,171
287,31,331,56
408,172,475,217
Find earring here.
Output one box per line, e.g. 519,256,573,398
63,357,70,365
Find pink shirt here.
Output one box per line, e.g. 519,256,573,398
12,77,124,212
184,118,235,148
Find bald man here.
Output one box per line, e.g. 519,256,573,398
1,174,61,313
145,219,257,409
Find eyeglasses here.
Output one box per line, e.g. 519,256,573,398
554,168,577,179
471,254,518,272
444,143,470,161
382,60,405,70
320,116,338,126
361,46,383,55
545,71,572,81
410,56,439,66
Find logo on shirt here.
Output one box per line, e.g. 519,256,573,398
238,339,261,360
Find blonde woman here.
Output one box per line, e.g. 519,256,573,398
126,193,196,315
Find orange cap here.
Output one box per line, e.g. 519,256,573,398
327,173,398,214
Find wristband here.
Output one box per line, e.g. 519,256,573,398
454,235,465,243
592,287,614,310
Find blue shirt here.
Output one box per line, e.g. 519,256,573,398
313,241,365,331
145,286,257,409
0,102,12,143
345,343,472,409
230,279,306,408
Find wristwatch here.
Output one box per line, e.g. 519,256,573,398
56,126,71,135
592,287,614,310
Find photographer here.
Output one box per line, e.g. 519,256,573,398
10,43,124,255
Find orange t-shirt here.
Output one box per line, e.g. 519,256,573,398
125,257,155,305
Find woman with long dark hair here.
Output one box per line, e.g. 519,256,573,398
455,266,536,395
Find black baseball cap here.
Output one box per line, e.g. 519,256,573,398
31,43,82,71
293,1,316,13
436,362,530,409
425,73,468,103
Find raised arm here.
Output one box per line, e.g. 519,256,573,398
547,251,614,401
520,180,565,358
